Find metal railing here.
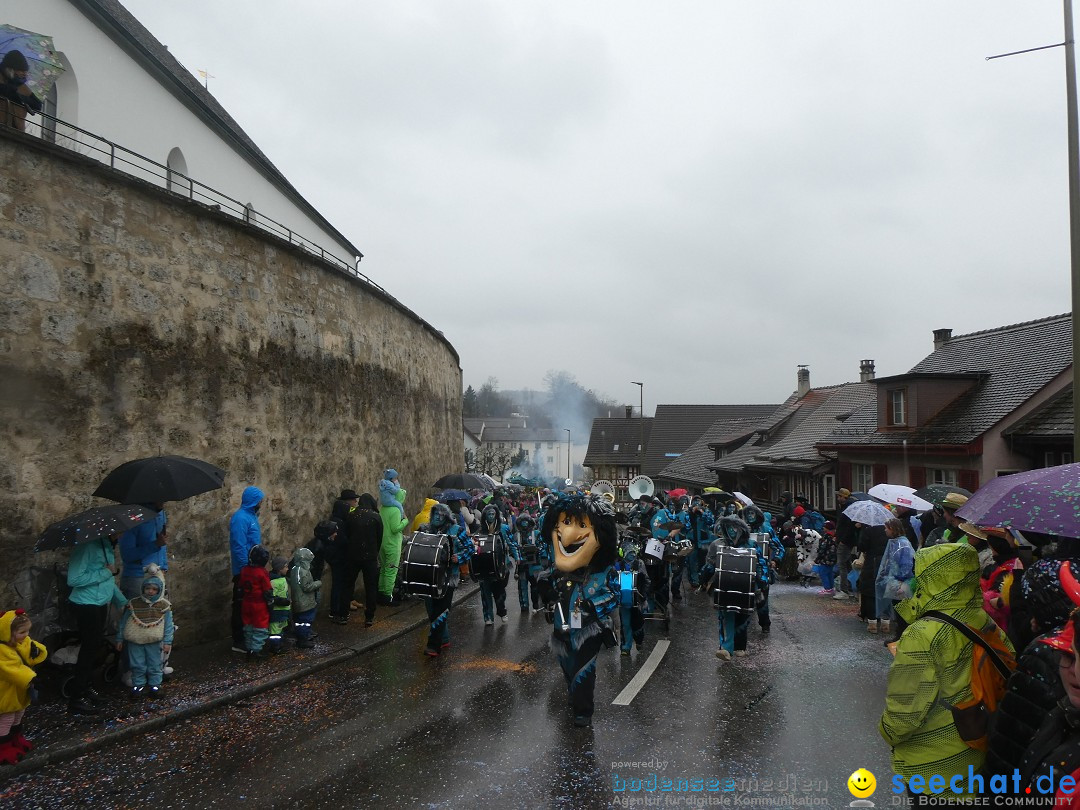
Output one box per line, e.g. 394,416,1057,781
13,110,386,294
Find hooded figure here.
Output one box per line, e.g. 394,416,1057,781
115,569,173,693
229,486,264,576
608,540,651,655
880,543,1012,795
702,515,763,659
537,494,619,727
289,546,321,648
418,503,475,657
475,503,518,625
378,470,406,518
378,475,409,604
0,609,47,764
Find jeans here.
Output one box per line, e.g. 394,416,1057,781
517,573,531,609
718,610,749,653
618,604,644,651
836,543,854,594
479,579,508,622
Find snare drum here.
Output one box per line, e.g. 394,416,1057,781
710,547,759,614
751,533,773,561
519,544,540,566
400,532,452,598
471,533,509,581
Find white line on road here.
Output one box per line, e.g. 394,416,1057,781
611,639,670,706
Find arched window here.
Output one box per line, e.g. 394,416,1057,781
243,202,255,224
166,147,188,194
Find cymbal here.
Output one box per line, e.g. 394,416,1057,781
658,521,684,531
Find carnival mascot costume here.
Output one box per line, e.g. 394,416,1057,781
538,493,619,727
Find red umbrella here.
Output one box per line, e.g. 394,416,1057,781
667,488,688,500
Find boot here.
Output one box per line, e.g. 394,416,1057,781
8,724,31,753
0,735,22,765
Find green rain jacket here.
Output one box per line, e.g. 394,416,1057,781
879,543,1013,793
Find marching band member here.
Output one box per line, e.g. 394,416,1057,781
419,504,475,657
477,504,518,626
686,497,714,591
668,496,694,602
701,515,767,661
646,498,681,615
609,540,651,656
538,494,619,728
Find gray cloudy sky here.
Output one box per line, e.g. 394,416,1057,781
125,1,1070,411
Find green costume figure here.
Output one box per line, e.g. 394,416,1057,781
378,469,409,603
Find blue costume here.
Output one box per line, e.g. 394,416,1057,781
668,498,694,600
514,515,550,611
646,506,679,614
608,543,650,654
538,494,619,727
701,515,767,659
477,505,519,625
420,505,475,656
685,499,714,589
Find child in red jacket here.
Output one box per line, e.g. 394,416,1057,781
238,545,273,659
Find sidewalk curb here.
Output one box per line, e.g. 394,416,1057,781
4,585,481,778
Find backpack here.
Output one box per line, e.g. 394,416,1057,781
925,610,1016,750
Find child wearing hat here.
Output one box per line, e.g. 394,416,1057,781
115,565,173,695
266,556,291,654
0,610,47,764
238,545,273,658
378,469,406,519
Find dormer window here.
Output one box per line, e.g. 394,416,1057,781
888,389,907,426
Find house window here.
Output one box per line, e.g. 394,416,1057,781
498,442,505,449
1065,453,1074,465
535,442,541,450
930,469,958,486
548,442,554,449
822,474,836,511
852,464,873,493
1045,452,1056,468
547,456,554,464
888,389,907,426
613,444,620,452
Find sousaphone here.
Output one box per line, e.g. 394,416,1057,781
590,479,616,504
627,475,655,501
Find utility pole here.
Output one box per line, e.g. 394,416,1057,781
631,381,644,476
564,428,571,480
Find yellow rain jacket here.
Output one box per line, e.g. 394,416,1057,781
410,498,439,533
0,610,47,713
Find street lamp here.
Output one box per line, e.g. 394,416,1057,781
631,381,644,475
564,428,571,480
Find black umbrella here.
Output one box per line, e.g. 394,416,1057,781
93,455,226,503
913,484,972,507
433,473,489,491
36,504,155,552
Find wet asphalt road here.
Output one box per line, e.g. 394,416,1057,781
3,582,895,809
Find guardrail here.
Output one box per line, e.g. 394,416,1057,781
16,110,385,293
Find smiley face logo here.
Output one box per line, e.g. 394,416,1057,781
847,768,876,798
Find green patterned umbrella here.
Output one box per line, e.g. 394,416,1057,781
0,25,65,100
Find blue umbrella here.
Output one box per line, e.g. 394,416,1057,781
438,489,470,503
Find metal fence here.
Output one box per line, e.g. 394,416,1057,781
15,110,385,293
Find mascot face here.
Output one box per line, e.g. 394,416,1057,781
552,510,601,572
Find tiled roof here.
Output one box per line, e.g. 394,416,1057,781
584,418,654,468
480,427,565,443
643,405,779,477
656,416,765,486
1003,386,1074,438
464,417,529,435
73,0,362,258
824,313,1072,447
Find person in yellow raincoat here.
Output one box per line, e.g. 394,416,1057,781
0,609,47,764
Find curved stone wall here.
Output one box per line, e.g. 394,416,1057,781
0,131,462,641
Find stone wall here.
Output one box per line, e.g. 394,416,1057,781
0,130,462,642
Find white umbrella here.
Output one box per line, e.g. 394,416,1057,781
867,483,933,512
843,500,895,526
734,491,754,507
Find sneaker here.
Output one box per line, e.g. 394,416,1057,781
635,641,642,650
331,616,349,625
735,650,747,658
832,591,847,601
231,645,248,654
500,615,509,624
440,642,451,650
162,665,174,676
716,648,731,661
424,648,440,657
364,620,374,628
130,685,146,696
822,588,835,595
148,685,162,695
868,622,879,635
621,649,631,657
760,625,771,634
484,619,494,626
880,620,891,634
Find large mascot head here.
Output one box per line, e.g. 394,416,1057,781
541,493,618,574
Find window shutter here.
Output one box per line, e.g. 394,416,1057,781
908,466,927,489
872,464,889,486
837,462,852,490
958,469,980,492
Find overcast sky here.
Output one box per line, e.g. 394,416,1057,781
124,1,1070,412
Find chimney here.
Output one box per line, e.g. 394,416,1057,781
933,328,953,351
625,405,633,419
859,359,876,382
797,365,811,397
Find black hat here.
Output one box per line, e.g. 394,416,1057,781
315,520,339,539
339,489,359,501
1,51,29,72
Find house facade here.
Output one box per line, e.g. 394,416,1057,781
583,410,655,505
818,316,1074,491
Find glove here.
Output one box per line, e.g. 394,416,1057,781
29,642,42,658
27,678,39,705
601,625,618,649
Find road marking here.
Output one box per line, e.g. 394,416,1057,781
611,639,670,706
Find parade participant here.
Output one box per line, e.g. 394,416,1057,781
477,503,518,626
378,474,409,606
701,515,763,660
742,506,782,633
513,514,542,613
537,494,619,727
686,497,715,590
646,497,681,615
419,504,474,657
668,496,693,602
609,540,651,656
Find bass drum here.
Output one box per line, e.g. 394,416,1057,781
471,533,509,581
710,546,759,614
400,532,452,598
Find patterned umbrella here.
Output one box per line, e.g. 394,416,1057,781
843,500,895,526
867,483,934,512
913,484,972,506
0,25,65,100
36,504,154,551
955,463,1080,537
